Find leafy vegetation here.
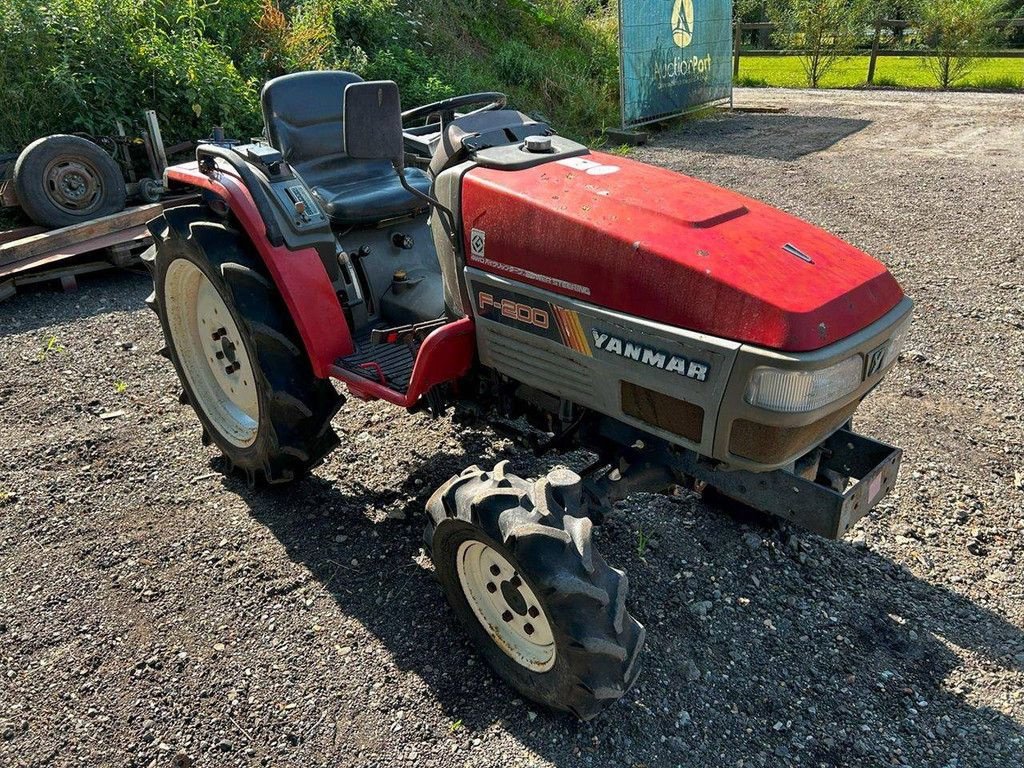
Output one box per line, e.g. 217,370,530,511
743,0,1021,89
36,335,64,362
917,0,1009,87
0,0,618,152
768,0,872,87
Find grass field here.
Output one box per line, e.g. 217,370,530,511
736,55,1024,90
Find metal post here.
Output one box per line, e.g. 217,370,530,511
867,19,882,85
144,110,168,176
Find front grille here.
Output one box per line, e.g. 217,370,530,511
620,381,704,443
482,324,593,404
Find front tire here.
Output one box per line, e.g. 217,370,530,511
143,205,342,484
426,462,645,720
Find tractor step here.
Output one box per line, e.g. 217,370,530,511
335,326,415,392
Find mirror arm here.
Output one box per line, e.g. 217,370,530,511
393,160,458,245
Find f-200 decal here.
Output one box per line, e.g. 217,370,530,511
472,282,592,355
471,282,709,382
592,330,709,382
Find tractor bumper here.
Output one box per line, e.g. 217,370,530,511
686,429,902,539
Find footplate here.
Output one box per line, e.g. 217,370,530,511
691,429,902,539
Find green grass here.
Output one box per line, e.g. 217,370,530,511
736,55,1023,91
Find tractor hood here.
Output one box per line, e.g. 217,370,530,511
459,152,905,352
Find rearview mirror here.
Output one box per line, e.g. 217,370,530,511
343,81,404,169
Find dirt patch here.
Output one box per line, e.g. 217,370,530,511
1,88,1022,766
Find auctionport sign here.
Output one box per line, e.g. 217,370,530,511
619,0,733,127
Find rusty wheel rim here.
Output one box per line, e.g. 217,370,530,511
42,155,104,215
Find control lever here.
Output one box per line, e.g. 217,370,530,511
370,318,448,347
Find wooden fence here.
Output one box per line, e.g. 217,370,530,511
732,18,1024,83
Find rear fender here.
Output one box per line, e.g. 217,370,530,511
164,162,353,377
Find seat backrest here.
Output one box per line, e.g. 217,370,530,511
261,71,364,173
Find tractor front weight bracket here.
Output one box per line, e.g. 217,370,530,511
580,418,902,540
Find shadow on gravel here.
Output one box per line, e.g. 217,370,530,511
0,270,150,338
221,433,1024,766
657,113,871,161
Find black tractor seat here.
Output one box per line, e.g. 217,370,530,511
261,71,431,226
300,155,431,225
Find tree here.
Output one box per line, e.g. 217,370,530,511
916,0,1007,87
768,0,872,87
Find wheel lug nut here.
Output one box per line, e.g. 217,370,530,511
527,606,539,618
489,564,501,577
524,623,534,635
211,327,226,341
509,575,521,588
501,610,513,623
486,582,497,594
224,361,240,374
215,351,225,360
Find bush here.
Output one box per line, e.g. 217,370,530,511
0,0,261,151
916,0,1008,87
0,0,621,152
768,0,872,87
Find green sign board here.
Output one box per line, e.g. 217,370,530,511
619,0,733,127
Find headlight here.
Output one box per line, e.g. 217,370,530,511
745,356,862,413
882,317,910,369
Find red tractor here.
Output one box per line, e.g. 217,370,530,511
143,72,912,719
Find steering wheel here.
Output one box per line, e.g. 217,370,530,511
402,92,507,128
402,92,507,159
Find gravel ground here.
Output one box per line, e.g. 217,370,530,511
1,88,1022,768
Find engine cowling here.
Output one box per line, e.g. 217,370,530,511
460,152,904,353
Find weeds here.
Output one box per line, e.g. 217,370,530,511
735,75,771,88
636,528,648,558
37,335,64,362
114,381,129,394
449,719,463,732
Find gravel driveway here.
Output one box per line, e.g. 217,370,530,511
1,88,1022,767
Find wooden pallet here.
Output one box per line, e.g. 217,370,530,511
0,197,194,302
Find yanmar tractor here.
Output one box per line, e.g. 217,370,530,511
143,72,913,719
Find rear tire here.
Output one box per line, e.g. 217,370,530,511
426,461,645,720
143,205,342,484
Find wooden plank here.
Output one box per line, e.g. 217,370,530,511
12,261,112,287
0,279,15,303
0,226,46,246
0,225,150,279
0,203,161,267
106,239,151,268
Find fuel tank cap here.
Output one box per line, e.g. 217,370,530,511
523,135,552,153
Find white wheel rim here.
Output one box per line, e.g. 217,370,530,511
164,259,259,447
456,539,556,672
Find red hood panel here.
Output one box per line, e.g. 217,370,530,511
461,152,904,352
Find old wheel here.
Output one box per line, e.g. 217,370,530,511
456,539,557,671
142,205,342,484
427,462,645,720
13,134,126,228
163,257,260,447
